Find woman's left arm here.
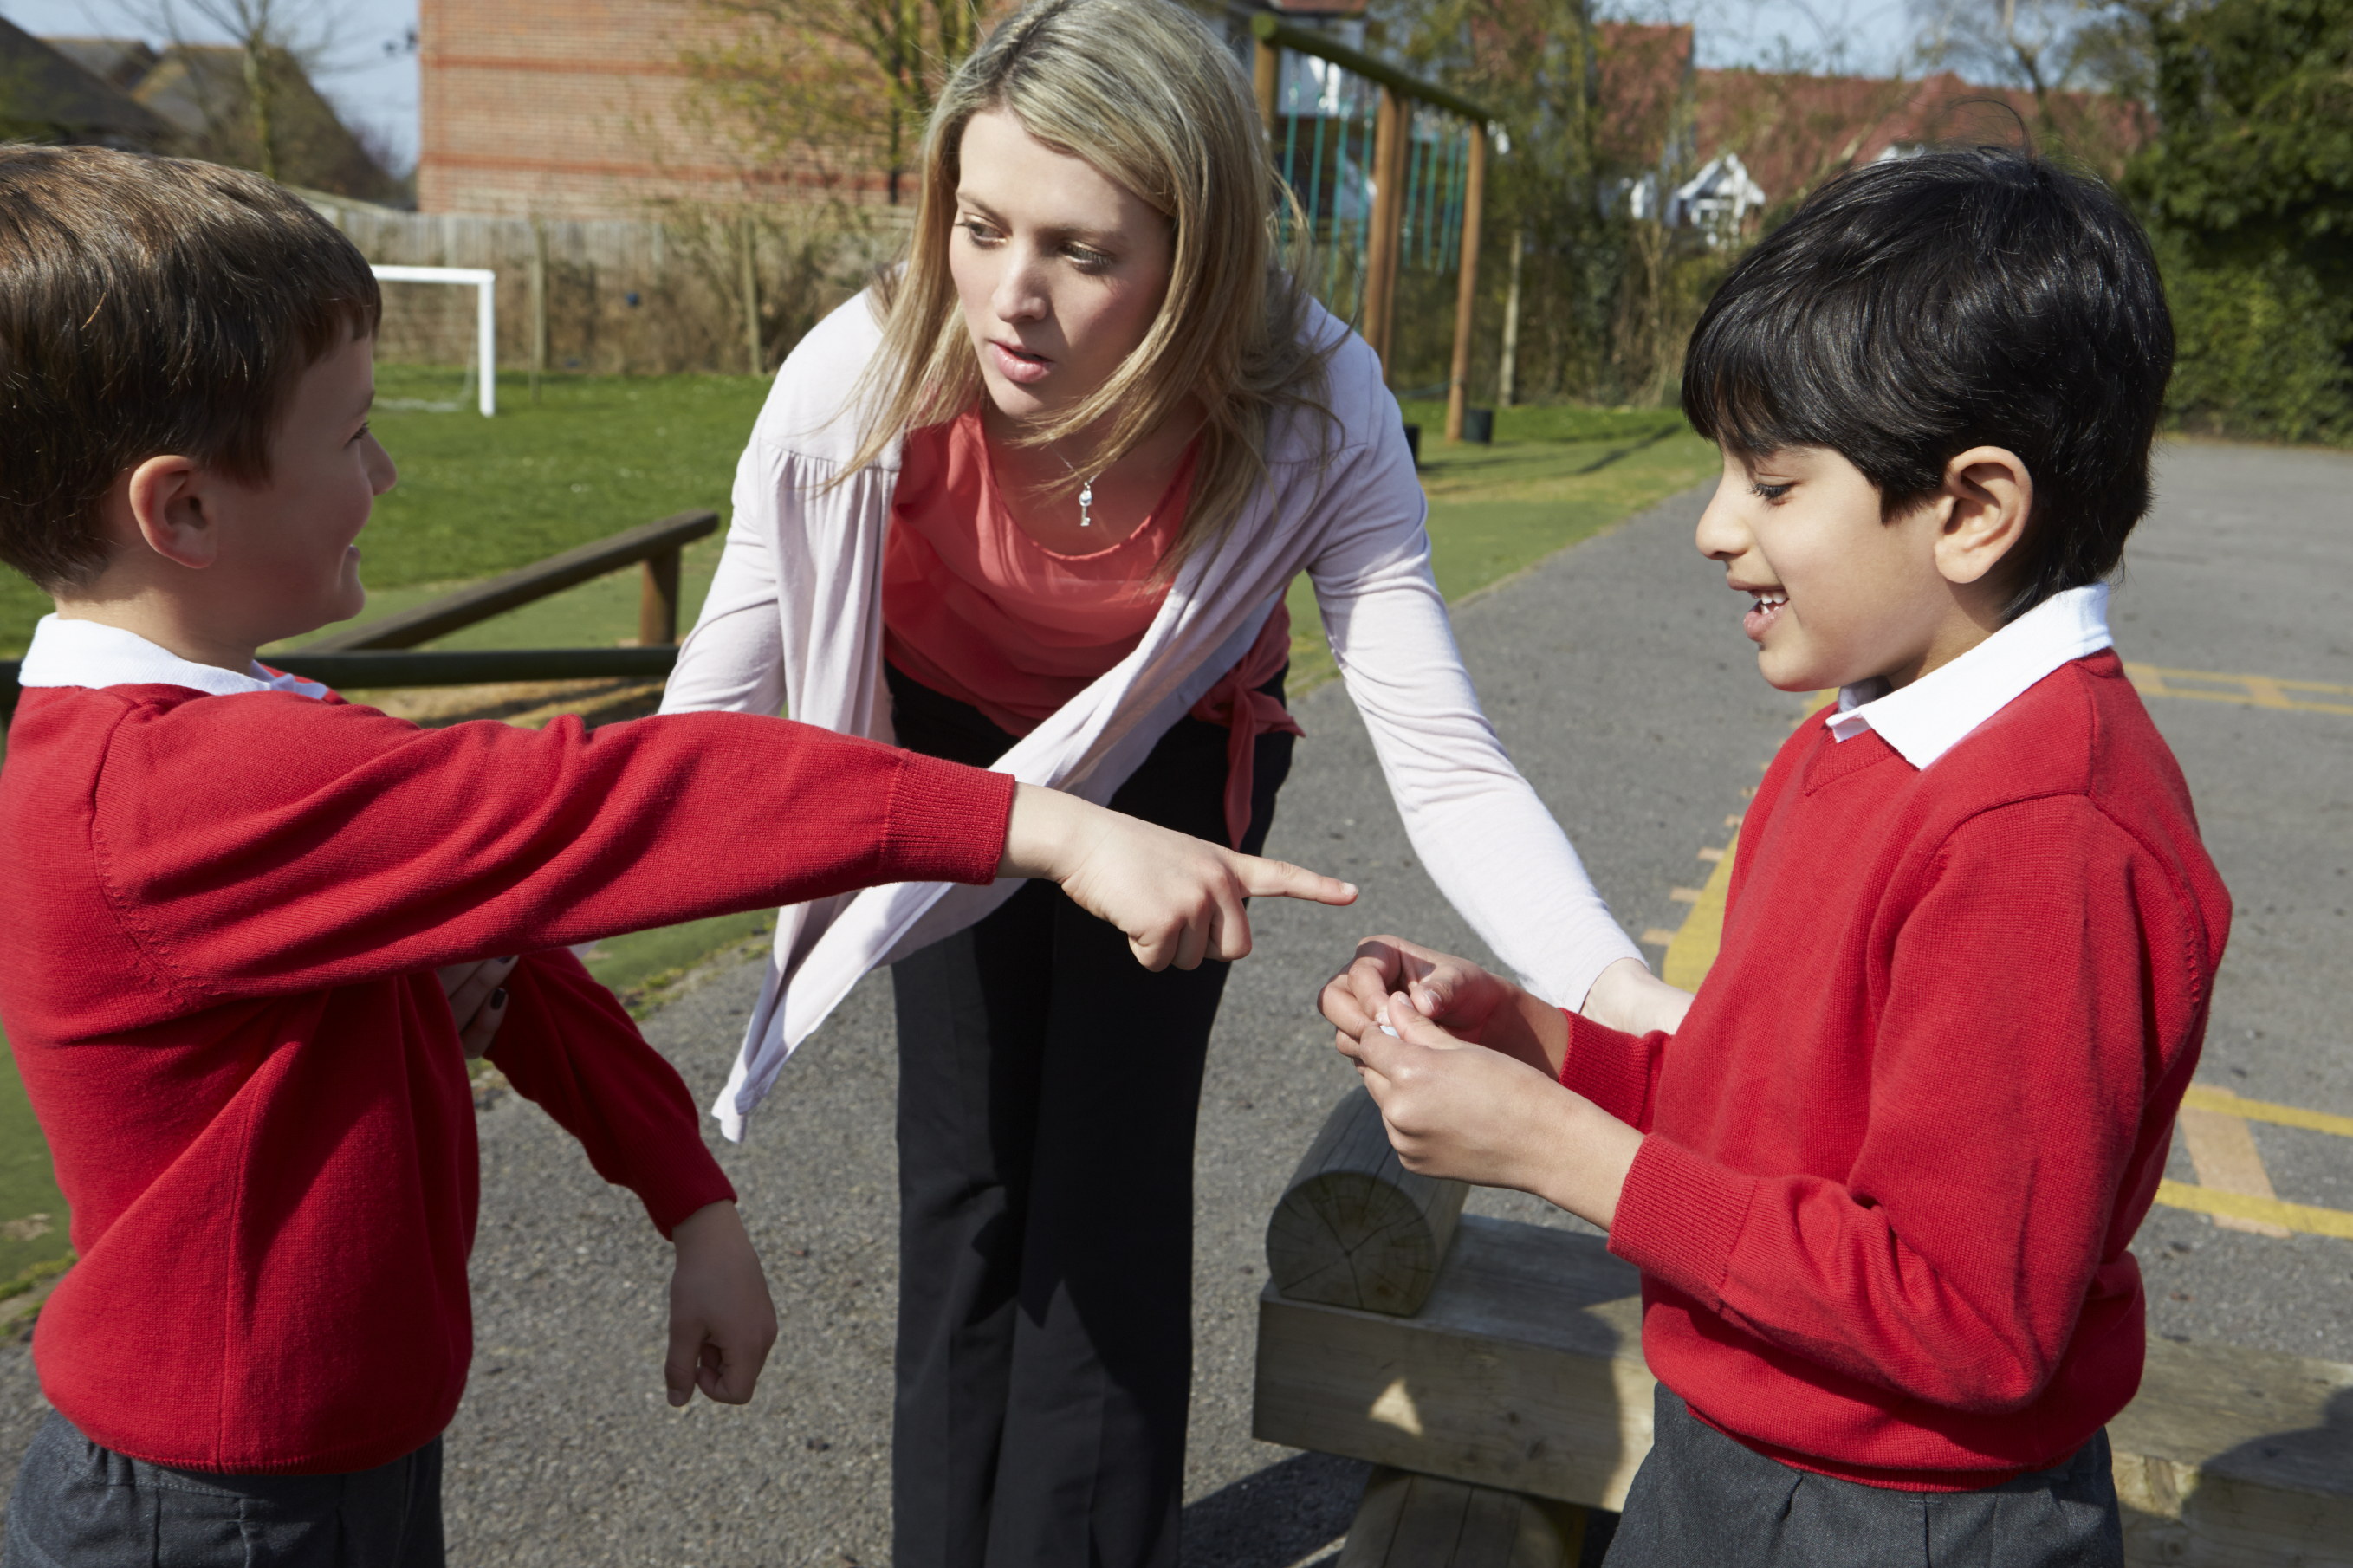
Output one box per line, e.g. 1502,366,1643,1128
1303,421,1648,1020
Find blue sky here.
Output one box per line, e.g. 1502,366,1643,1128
1,0,1923,178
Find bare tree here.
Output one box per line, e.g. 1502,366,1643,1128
681,0,982,205
100,0,357,183
1909,0,2151,118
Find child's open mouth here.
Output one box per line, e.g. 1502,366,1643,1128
1743,590,1787,641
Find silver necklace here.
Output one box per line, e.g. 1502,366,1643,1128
1050,444,1100,528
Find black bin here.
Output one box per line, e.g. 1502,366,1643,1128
1462,406,1495,444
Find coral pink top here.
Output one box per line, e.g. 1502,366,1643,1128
883,407,1298,845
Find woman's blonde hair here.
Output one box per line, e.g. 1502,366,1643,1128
850,0,1332,580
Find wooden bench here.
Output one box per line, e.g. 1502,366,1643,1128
1254,1091,2353,1567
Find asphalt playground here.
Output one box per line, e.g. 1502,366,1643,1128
0,438,2343,1565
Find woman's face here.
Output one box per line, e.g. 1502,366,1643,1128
950,106,1175,427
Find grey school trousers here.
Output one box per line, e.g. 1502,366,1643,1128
1604,1387,2123,1568
3,1410,444,1568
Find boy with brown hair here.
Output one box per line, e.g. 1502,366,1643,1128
1324,148,2229,1565
0,146,1346,1565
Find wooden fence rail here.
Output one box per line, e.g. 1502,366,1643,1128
0,509,717,721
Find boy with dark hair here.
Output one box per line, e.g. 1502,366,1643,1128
1322,147,2229,1565
0,145,1347,1565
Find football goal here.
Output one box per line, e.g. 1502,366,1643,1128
371,265,497,417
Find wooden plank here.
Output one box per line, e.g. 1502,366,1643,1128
1255,1215,1653,1510
1255,1216,2353,1567
1339,1466,1586,1568
1267,1089,1468,1316
301,509,717,651
2113,1335,2353,1565
1444,130,1486,444
1248,11,1496,126
270,646,677,688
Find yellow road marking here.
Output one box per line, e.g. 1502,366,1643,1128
2153,1182,2353,1242
2181,1084,2353,1139
2177,1091,2291,1237
1662,835,1737,991
2124,663,2353,716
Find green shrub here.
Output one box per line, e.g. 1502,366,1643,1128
2157,236,2353,444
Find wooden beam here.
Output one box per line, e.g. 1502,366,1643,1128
268,647,678,689
1266,1089,1467,1317
1255,1215,1653,1511
1254,36,1279,141
1256,1215,2353,1566
1340,1468,1587,1568
638,544,684,646
301,509,718,651
1363,87,1403,374
1248,11,1496,126
1444,129,1487,444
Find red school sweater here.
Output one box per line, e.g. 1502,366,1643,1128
0,682,1014,1474
1563,650,2229,1488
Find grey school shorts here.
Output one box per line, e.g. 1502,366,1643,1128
1604,1385,2124,1568
3,1409,444,1568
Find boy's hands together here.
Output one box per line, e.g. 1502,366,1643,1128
1341,995,1642,1231
1001,784,1356,970
1320,936,1563,1075
665,1202,778,1409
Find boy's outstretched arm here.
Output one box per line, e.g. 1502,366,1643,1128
665,1202,778,1407
1001,784,1357,971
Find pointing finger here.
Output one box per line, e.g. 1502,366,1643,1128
1232,853,1358,907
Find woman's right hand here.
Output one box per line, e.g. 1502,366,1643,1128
1319,935,1562,1077
999,784,1356,971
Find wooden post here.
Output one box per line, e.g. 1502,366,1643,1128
1444,128,1487,443
1254,36,1279,141
739,215,762,376
528,217,548,405
1266,1089,1467,1315
1497,229,1523,409
638,544,683,646
1363,87,1403,373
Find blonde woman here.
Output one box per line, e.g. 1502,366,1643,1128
663,0,1682,1558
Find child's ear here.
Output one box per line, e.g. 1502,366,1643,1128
1934,446,2032,588
116,455,219,572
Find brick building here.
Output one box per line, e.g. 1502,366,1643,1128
417,1,1331,218
418,0,735,217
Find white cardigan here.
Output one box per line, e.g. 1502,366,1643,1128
664,291,1638,1139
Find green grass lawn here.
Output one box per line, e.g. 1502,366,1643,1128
0,376,1715,1283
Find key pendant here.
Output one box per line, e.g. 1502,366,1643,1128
1078,476,1095,528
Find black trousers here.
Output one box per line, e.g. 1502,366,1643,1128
1604,1386,2124,1568
3,1410,443,1568
884,662,1295,1568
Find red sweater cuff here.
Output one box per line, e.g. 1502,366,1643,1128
1607,1134,1756,1307
882,753,1016,886
642,1163,740,1241
1559,1009,1657,1127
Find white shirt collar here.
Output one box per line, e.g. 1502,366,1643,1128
1826,584,2111,769
17,615,331,702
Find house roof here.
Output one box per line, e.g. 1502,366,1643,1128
0,19,170,143
1695,68,2156,205
42,36,160,94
